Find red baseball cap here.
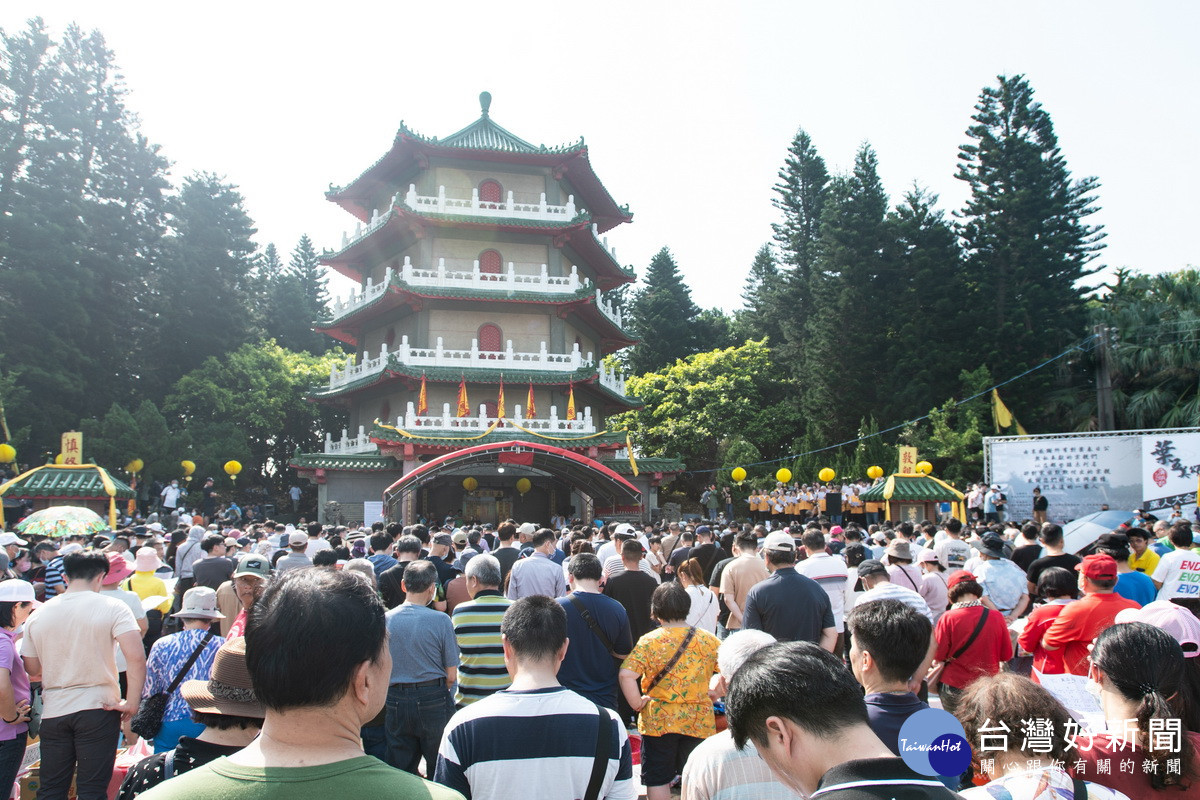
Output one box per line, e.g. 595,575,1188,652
947,571,977,590
1076,553,1118,581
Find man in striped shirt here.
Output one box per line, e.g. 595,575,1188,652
435,595,635,800
451,555,511,706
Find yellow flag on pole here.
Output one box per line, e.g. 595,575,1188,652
566,382,576,421
417,374,428,416
526,381,537,418
497,376,506,419
992,389,1013,432
456,377,470,418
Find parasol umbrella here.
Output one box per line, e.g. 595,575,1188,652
14,506,108,539
1063,509,1137,555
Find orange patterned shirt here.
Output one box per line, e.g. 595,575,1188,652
622,625,720,738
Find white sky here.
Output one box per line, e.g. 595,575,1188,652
7,1,1198,310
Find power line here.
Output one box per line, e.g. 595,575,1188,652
682,333,1098,475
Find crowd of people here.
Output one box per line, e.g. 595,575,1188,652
0,504,1198,799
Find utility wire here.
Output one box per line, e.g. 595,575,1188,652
681,333,1098,475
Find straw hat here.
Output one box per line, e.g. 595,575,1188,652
180,637,265,718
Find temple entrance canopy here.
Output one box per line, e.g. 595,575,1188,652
383,440,639,524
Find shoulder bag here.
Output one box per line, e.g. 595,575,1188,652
131,631,214,739
927,606,990,688
568,593,628,667
644,626,697,693
584,703,612,800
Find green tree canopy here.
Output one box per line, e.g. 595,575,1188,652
625,247,701,374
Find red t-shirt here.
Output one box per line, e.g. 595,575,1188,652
934,604,1013,690
226,608,248,639
1071,732,1200,797
1042,592,1141,675
1018,600,1072,677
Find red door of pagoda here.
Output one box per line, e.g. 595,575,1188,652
479,249,502,282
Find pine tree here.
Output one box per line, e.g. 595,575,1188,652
801,144,889,443
144,172,259,396
625,247,700,374
737,243,779,342
770,128,829,378
878,187,971,423
292,234,329,323
956,74,1105,424
0,21,168,454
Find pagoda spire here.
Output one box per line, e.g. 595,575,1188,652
479,91,492,118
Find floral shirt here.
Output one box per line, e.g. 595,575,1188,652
143,628,222,723
622,625,719,738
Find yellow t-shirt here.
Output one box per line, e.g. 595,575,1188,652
1129,549,1160,575
623,626,720,738
124,571,172,614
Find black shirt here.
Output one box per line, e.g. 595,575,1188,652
493,546,521,584
1011,543,1043,573
118,736,245,800
812,757,963,799
709,556,736,626
742,566,833,643
603,570,659,642
423,554,457,588
688,543,729,585
1026,552,1081,588
192,556,234,591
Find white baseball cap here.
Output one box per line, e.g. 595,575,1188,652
0,533,27,547
0,579,35,603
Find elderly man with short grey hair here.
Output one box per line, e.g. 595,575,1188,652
451,555,512,706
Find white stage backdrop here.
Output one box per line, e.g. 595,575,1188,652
986,430,1199,523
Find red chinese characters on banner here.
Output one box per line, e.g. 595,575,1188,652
898,446,918,474
61,431,83,465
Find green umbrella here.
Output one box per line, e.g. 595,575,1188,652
15,505,107,539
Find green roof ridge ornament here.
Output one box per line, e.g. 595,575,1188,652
480,91,492,117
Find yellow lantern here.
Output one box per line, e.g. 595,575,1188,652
516,478,532,495
126,458,144,474
867,465,883,480
731,467,747,484
181,460,195,476
224,460,242,482
818,467,835,483
462,477,478,492
54,453,65,465
0,444,14,464
775,468,792,484
915,460,933,475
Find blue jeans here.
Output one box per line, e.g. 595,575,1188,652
0,735,27,799
384,683,454,776
362,723,387,761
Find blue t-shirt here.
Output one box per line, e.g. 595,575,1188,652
385,603,459,684
556,592,633,710
1114,570,1156,606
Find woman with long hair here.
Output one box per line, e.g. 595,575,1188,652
676,558,718,634
1073,622,1200,795
958,672,1131,799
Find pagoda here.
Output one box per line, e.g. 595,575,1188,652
290,94,683,525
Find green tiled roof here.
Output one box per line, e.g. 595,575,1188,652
288,452,399,472
858,475,962,502
370,425,626,448
2,466,135,499
601,457,686,476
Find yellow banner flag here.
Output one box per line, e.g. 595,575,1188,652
497,377,506,420
566,382,576,421
456,378,470,418
992,389,1013,432
526,381,537,418
627,433,639,477
417,374,428,416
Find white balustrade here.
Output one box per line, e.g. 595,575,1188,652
599,362,628,396
595,288,625,328
400,403,596,433
323,426,376,454
328,267,394,319
400,256,586,294
404,184,577,223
